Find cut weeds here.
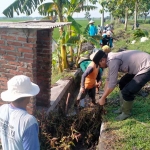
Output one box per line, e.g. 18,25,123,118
36,105,103,150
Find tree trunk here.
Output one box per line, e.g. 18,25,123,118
101,7,104,27
117,17,121,23
58,12,68,70
144,15,147,23
76,42,82,67
110,12,114,24
134,1,138,30
68,25,74,63
59,27,68,70
124,7,128,31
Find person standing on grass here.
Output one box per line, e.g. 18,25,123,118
76,50,106,106
88,20,97,36
0,75,40,150
97,50,150,121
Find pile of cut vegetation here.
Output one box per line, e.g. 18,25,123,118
36,105,103,150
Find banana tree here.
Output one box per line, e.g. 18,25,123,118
66,19,101,67
38,1,69,69
63,0,97,63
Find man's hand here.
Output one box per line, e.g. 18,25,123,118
80,87,85,93
99,97,106,106
96,81,102,88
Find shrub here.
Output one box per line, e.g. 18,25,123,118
133,29,148,38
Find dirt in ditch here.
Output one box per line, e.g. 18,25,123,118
37,91,104,150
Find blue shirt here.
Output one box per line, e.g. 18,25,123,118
88,25,97,36
0,104,40,150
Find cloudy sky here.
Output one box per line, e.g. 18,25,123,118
0,0,109,18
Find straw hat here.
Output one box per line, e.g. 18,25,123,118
1,75,40,102
102,45,111,53
89,20,95,24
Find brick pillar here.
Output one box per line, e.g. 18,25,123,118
0,28,37,114
36,29,52,107
0,28,53,113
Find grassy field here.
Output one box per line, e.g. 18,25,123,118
53,18,101,40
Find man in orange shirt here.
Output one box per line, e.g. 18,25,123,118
76,50,107,105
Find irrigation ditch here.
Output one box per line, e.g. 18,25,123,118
36,69,104,150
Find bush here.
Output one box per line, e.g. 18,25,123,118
137,19,150,24
133,29,148,38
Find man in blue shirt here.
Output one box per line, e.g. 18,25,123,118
88,20,97,36
0,75,40,150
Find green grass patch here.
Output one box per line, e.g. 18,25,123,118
104,88,150,149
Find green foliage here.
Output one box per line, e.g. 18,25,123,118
137,19,150,24
133,29,148,38
38,2,57,16
3,0,45,17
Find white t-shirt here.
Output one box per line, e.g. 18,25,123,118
0,104,39,150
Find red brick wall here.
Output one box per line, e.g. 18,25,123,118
0,28,52,114
36,29,52,107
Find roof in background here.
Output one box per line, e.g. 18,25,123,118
0,21,71,29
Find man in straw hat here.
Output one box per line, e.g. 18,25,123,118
76,50,106,106
0,75,40,150
88,20,97,36
98,50,150,121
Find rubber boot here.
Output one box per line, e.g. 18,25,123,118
116,100,133,121
114,91,123,114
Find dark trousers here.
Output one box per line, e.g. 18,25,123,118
77,87,96,102
119,71,150,101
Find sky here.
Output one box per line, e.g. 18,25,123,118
0,0,109,18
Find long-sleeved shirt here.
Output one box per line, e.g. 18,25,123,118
88,25,97,36
107,50,150,88
81,62,101,89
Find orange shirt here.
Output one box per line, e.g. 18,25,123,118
85,62,99,89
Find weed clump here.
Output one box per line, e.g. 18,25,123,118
36,105,102,150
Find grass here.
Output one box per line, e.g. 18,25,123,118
103,87,150,149
112,23,150,53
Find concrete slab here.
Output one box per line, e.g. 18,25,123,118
47,69,81,114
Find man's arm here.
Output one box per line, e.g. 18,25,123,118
23,123,40,150
99,80,114,105
99,59,121,105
